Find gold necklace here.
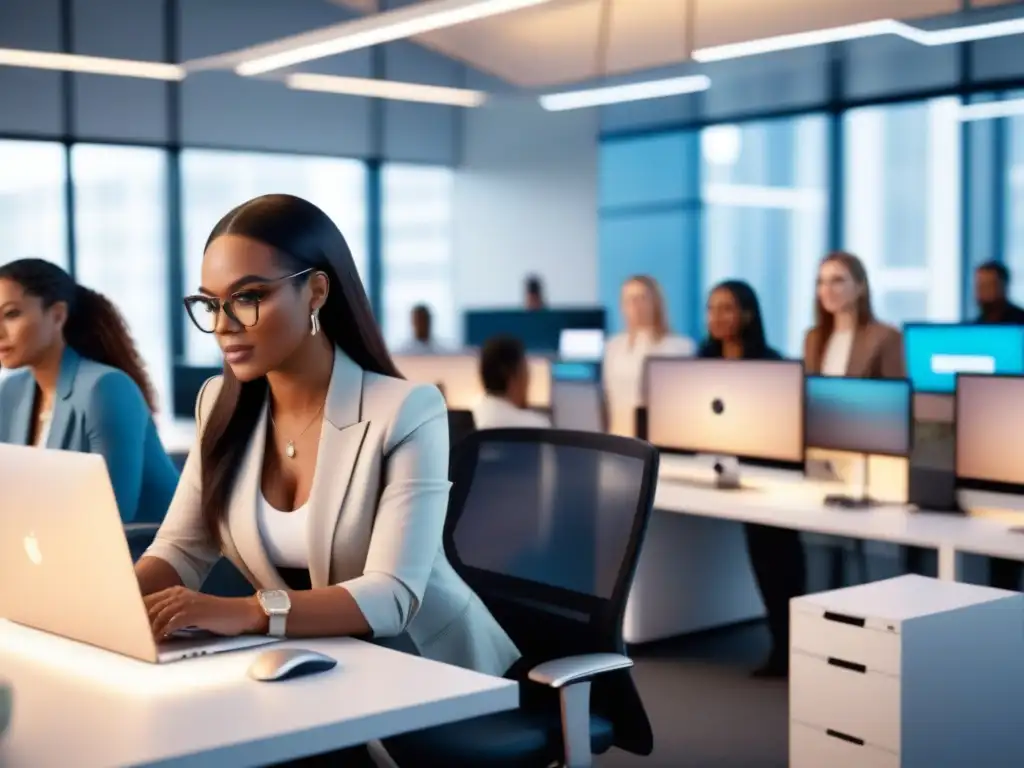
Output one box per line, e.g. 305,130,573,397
269,405,324,459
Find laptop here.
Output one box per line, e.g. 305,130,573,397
0,444,278,663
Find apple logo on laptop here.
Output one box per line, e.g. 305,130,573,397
23,532,42,566
711,398,725,415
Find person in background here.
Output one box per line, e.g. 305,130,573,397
972,260,1024,591
396,304,439,355
473,335,551,429
524,275,546,311
974,261,1024,325
0,259,178,523
603,275,695,437
699,280,803,678
804,251,904,378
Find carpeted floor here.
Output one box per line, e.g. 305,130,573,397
596,621,788,768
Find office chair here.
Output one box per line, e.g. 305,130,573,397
447,409,477,454
385,428,658,768
124,523,160,562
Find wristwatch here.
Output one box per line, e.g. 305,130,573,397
257,589,291,637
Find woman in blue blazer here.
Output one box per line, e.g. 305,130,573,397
0,259,178,523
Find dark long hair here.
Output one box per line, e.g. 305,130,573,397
199,194,401,541
700,279,771,359
0,258,157,411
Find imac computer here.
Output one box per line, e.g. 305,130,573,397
805,376,913,508
955,373,1024,518
394,353,553,411
645,358,805,488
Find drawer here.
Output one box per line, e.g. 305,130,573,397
791,609,900,676
790,650,901,752
790,720,900,768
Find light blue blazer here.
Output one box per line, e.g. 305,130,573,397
0,348,179,523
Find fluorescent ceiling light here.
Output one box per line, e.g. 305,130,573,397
287,72,486,107
959,98,1024,122
539,75,711,111
233,0,554,76
0,47,183,80
693,17,1024,63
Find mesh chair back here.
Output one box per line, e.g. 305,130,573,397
446,409,477,454
445,428,658,755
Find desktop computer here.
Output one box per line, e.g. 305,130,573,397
558,329,604,362
956,374,1024,518
904,323,1024,395
804,376,912,507
394,353,553,410
645,358,805,488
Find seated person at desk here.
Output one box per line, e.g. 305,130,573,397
604,275,694,437
699,280,804,678
0,259,178,523
135,195,519,765
472,335,551,429
395,303,442,355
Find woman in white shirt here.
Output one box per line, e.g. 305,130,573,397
603,275,695,436
472,336,551,429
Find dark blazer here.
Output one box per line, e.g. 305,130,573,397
696,340,783,361
0,348,178,523
976,302,1024,325
803,321,905,378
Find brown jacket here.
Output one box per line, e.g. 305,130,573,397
803,322,906,379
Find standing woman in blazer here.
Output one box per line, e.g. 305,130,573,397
0,259,178,523
603,275,695,437
135,195,518,762
699,280,804,677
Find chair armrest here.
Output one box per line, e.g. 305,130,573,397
124,523,160,562
527,654,634,768
527,653,634,688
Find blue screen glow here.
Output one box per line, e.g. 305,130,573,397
904,324,1024,394
805,376,912,455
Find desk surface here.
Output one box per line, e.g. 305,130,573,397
0,621,517,768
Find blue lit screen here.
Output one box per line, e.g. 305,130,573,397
904,324,1024,394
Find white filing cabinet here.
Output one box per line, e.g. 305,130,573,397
789,575,1024,768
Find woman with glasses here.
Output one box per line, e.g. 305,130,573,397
0,259,178,523
136,194,518,764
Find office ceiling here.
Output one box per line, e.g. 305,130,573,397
331,0,1021,88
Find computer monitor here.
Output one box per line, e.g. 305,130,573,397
805,376,912,457
552,381,604,432
955,374,1024,497
904,323,1024,394
394,353,552,410
645,358,805,471
559,329,604,362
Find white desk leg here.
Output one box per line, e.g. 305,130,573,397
937,545,961,581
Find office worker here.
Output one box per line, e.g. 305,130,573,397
472,335,551,429
603,275,695,437
973,261,1024,591
804,251,904,378
699,280,804,678
524,274,546,311
0,259,178,524
396,304,440,355
135,194,519,673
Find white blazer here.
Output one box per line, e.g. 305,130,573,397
472,395,552,430
145,349,520,677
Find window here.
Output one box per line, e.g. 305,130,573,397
1005,91,1024,305
701,116,830,357
72,145,171,414
179,150,368,365
381,164,455,350
0,141,68,270
843,98,962,327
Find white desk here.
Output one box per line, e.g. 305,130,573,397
0,621,517,767
624,455,1024,644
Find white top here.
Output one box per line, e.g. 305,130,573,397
256,494,310,569
472,395,552,430
602,331,695,436
820,328,854,376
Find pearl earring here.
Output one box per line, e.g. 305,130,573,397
310,308,321,337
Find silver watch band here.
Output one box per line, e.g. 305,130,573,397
268,612,287,638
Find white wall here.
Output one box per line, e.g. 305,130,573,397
452,91,599,324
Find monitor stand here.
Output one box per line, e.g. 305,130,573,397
823,453,878,509
711,455,742,491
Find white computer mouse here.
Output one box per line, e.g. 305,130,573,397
247,648,338,682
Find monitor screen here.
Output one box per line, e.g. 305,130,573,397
645,358,805,468
904,324,1024,394
552,381,604,432
805,376,912,457
394,353,552,409
559,329,604,361
955,374,1024,492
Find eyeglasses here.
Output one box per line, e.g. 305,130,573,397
183,268,314,334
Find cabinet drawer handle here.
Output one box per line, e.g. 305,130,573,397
827,657,867,674
823,611,865,627
826,729,865,746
